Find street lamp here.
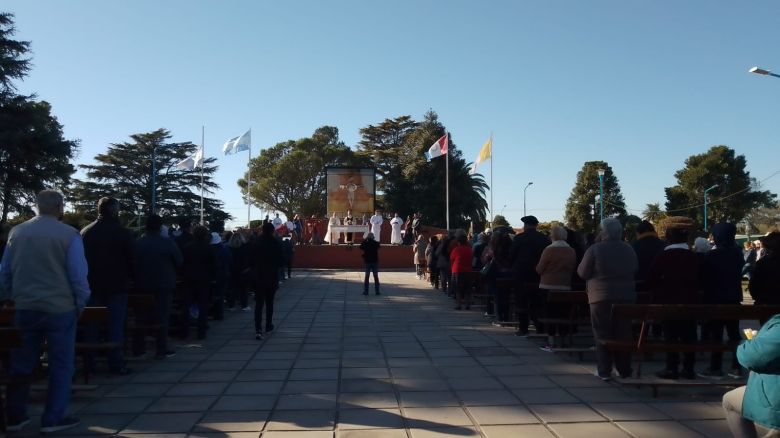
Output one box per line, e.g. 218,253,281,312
597,168,606,222
523,182,533,217
151,142,187,214
749,66,780,79
703,184,719,231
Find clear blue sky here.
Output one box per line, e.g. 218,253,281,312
6,1,780,227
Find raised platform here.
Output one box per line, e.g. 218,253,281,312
292,244,414,269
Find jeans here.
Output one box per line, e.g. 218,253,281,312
254,287,277,333
723,386,780,438
7,309,77,425
364,263,380,293
84,293,127,371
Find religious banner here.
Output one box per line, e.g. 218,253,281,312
326,167,376,218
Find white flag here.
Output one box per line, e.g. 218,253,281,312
222,129,251,155
176,146,204,170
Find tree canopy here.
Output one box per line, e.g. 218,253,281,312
72,128,229,224
564,161,626,232
241,126,370,219
664,146,776,228
357,110,489,229
0,14,78,222
642,203,666,223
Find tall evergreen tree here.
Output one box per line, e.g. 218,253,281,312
564,161,626,232
0,13,78,222
72,129,229,224
665,146,776,227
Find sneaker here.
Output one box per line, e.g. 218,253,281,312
540,345,555,352
491,321,503,327
41,416,80,434
255,332,264,340
697,368,724,380
241,306,252,312
7,416,30,432
595,372,612,381
655,369,679,380
265,324,275,333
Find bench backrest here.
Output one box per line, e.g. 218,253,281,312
612,304,780,324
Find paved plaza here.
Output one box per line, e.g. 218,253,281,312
17,270,731,437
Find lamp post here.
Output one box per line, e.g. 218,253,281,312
749,66,780,79
151,142,186,214
703,184,719,232
523,182,533,217
597,168,605,222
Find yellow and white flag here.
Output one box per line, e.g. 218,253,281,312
469,136,492,175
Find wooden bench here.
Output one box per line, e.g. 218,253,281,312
76,307,121,384
602,304,780,396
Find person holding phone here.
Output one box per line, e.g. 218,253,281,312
722,314,780,437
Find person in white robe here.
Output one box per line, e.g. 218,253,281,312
370,210,384,243
390,213,404,245
324,212,341,244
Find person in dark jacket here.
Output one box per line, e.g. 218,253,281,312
210,232,230,321
632,220,666,291
426,236,440,289
80,197,135,375
281,235,294,279
645,222,700,380
250,223,283,339
436,233,454,295
181,225,215,339
509,215,551,335
226,232,250,311
743,241,757,280
133,215,183,358
749,232,780,308
173,217,193,250
699,222,746,379
360,233,381,295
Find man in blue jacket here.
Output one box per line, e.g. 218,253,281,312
722,315,780,437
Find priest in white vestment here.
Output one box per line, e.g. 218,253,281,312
370,210,384,243
390,213,404,245
324,212,341,244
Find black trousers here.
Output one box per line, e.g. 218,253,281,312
254,287,276,333
663,320,697,372
183,281,210,339
703,320,740,371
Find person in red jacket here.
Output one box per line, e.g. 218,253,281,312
450,231,474,310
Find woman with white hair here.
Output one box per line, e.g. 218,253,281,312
577,218,638,380
693,237,711,254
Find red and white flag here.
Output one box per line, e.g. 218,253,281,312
426,133,448,160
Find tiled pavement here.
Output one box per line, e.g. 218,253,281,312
14,270,732,437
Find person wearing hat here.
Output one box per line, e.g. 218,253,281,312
749,232,780,309
80,197,135,376
509,215,551,335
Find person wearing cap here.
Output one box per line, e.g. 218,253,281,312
181,225,216,339
698,223,746,379
509,215,551,335
360,232,381,295
749,232,780,309
133,214,183,359
80,197,135,376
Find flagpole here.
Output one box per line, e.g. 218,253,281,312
200,126,205,225
445,132,450,231
247,129,252,228
490,132,493,225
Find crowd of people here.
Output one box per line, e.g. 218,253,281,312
0,190,297,433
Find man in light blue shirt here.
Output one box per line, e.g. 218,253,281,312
0,189,90,434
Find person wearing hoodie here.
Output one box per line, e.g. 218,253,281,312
749,232,780,317
699,222,746,379
722,314,780,437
